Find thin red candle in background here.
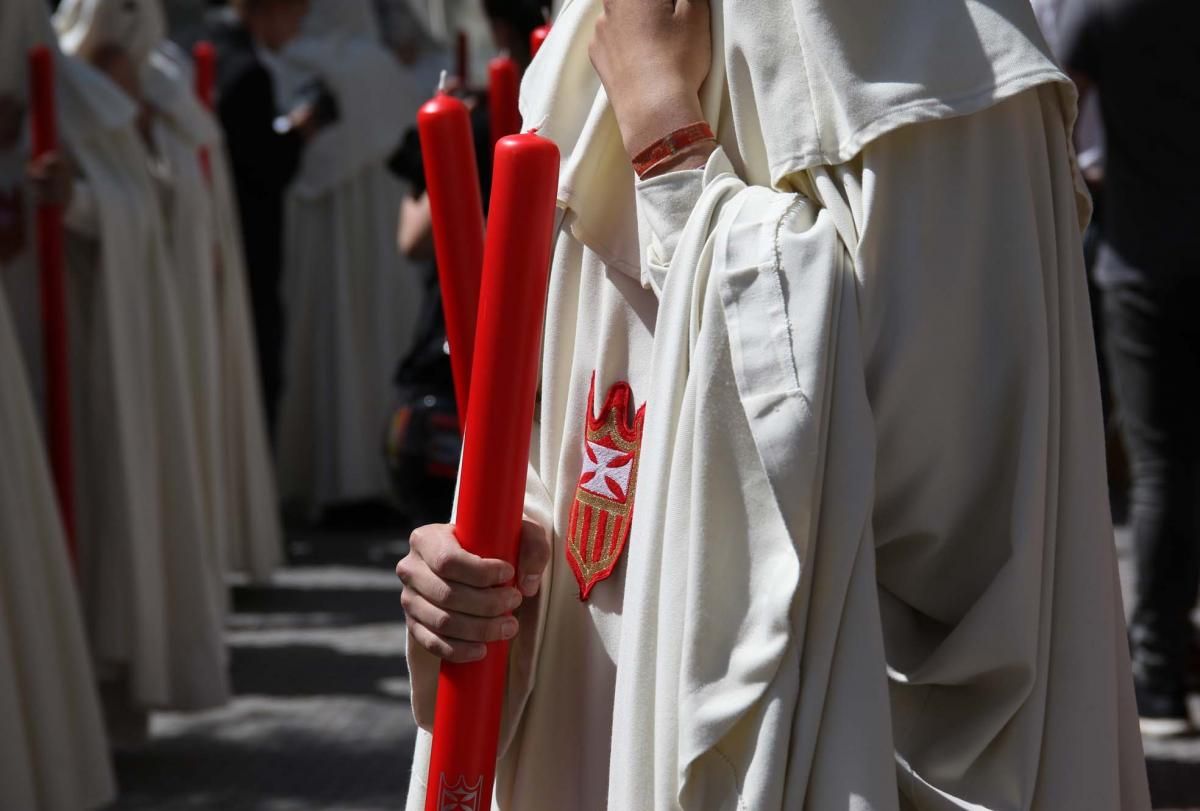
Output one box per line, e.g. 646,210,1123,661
193,41,216,109
192,41,216,182
424,130,560,811
455,30,470,86
28,45,77,567
487,54,520,150
530,7,551,59
416,78,485,424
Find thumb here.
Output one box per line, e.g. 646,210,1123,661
517,520,552,597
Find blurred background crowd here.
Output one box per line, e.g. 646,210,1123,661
0,0,1197,808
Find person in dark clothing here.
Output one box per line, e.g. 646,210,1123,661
203,0,314,437
1062,0,1200,736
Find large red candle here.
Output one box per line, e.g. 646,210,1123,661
487,54,521,150
424,132,560,811
28,45,77,565
192,41,216,181
417,87,485,423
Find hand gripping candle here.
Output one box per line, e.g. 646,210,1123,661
28,45,77,565
424,131,560,811
487,54,521,150
416,79,486,423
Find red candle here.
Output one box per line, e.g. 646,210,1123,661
530,24,550,59
455,30,470,86
424,130,560,811
488,54,521,150
192,41,216,181
28,45,77,566
417,86,485,423
193,41,216,110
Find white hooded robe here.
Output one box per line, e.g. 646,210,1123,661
405,0,1150,808
273,0,426,514
4,0,228,720
0,233,114,811
56,0,283,583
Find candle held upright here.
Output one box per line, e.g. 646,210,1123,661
423,131,560,811
487,54,521,150
530,7,551,58
193,41,216,109
28,45,77,565
416,86,485,422
192,41,216,181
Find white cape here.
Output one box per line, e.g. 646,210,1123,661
139,42,283,582
5,0,229,715
275,0,425,513
406,0,1149,807
0,281,114,811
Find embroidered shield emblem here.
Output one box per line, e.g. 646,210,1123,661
567,373,646,600
437,774,483,811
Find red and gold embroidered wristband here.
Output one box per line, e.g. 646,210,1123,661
631,121,716,178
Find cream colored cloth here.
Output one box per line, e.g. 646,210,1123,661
0,283,114,811
274,0,425,513
4,0,228,716
405,1,1149,808
143,42,283,582
57,0,282,583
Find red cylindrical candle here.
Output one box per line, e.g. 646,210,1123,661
423,132,560,811
487,54,521,150
530,24,550,58
417,89,485,424
28,45,77,565
192,41,216,181
455,30,470,86
193,41,216,110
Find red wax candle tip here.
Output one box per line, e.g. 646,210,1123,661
530,25,551,59
487,55,521,149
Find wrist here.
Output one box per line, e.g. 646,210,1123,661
637,140,715,180
617,90,704,160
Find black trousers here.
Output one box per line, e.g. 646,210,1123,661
1102,246,1200,692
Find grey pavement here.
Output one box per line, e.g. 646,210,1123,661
99,522,1200,809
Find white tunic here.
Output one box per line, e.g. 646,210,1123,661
0,254,114,811
405,0,1149,808
139,42,284,582
274,0,426,514
4,0,229,716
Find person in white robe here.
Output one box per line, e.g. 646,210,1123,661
273,0,425,516
397,0,1151,808
55,0,283,583
2,0,229,743
0,190,114,811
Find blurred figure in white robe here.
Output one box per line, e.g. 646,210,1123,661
56,0,283,583
0,63,114,803
273,0,425,517
2,0,228,743
0,282,115,811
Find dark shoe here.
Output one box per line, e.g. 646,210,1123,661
1135,678,1192,737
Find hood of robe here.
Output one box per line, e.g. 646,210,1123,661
55,0,167,69
52,0,218,149
1,0,136,147
521,0,1072,272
